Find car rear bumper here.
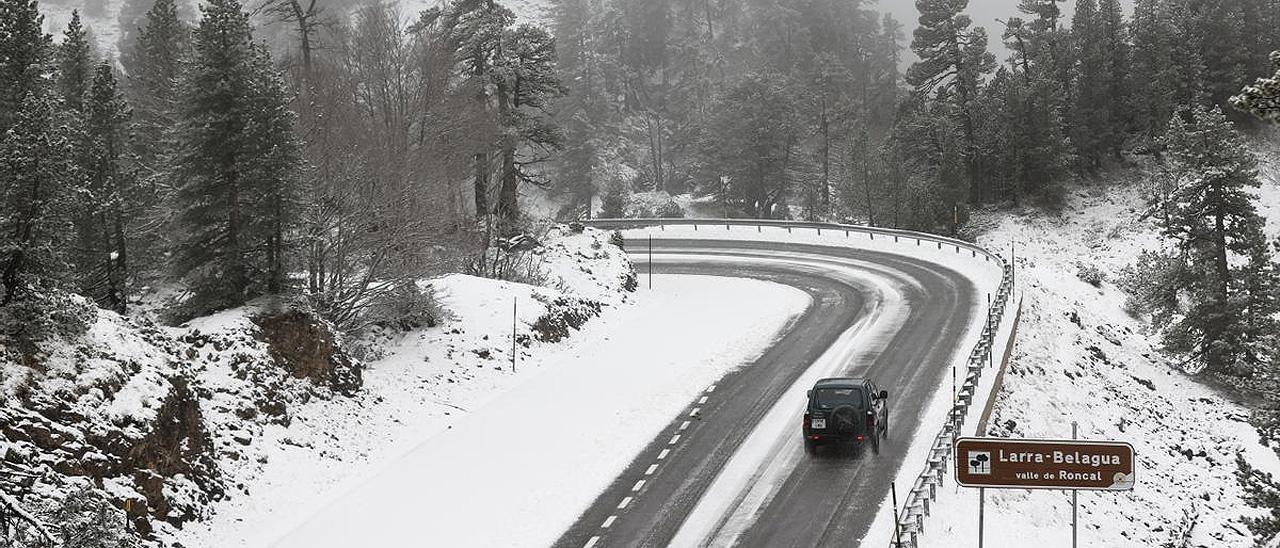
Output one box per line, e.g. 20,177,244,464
803,432,870,443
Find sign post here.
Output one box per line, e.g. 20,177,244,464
1072,423,1079,548
978,487,984,548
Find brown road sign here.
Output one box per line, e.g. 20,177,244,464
955,437,1135,491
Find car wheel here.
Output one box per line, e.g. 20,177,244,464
871,432,880,455
882,416,889,439
804,439,818,456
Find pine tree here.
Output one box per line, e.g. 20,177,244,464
439,0,515,220
1159,106,1276,380
1128,0,1178,147
1237,453,1280,539
0,92,80,306
122,0,190,170
171,0,300,315
0,0,50,132
1233,51,1280,122
493,24,564,223
699,71,801,219
1066,0,1127,169
79,63,133,313
905,0,996,204
56,10,92,114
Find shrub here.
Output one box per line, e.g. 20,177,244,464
1076,262,1107,287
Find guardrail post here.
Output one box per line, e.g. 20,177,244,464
817,227,821,235
787,226,792,234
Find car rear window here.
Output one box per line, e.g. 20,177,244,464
814,387,865,409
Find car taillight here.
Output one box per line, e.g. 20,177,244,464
804,412,810,426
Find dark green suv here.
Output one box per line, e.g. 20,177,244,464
801,377,888,455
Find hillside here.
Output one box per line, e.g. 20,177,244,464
914,143,1280,547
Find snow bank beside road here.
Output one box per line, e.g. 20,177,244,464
270,275,809,548
180,227,808,548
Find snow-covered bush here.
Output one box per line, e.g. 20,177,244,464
529,294,603,343
0,291,97,354
366,282,441,332
626,191,685,218
1075,261,1107,287
36,483,139,548
1117,250,1187,326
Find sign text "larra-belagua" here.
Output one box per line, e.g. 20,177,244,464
955,437,1135,491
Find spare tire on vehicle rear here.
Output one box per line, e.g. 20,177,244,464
831,405,858,434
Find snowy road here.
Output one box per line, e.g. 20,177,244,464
555,238,983,548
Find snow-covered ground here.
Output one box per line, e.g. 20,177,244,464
176,227,810,547
266,275,807,548
911,177,1280,547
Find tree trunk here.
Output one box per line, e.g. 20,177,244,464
474,151,489,218
497,144,518,223
820,101,830,216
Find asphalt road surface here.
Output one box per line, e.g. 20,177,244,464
553,238,978,548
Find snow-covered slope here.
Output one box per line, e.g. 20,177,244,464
174,227,812,547
915,176,1280,547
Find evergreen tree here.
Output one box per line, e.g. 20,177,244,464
117,0,190,289
699,71,801,219
0,0,50,132
0,92,79,305
79,63,133,313
493,24,564,223
122,0,190,172
439,0,514,220
1233,51,1280,122
1159,106,1277,380
56,10,92,114
1066,0,1128,168
1238,453,1280,539
171,0,300,315
1128,0,1178,147
905,0,995,204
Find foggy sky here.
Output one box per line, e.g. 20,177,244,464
875,0,1137,65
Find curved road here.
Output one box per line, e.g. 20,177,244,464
554,238,978,548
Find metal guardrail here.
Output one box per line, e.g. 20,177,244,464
582,218,1016,548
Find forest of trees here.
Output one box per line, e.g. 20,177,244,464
2,0,1278,327
0,0,1278,385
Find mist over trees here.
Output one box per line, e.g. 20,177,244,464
0,0,1279,387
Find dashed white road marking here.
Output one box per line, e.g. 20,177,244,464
679,420,691,431
632,480,646,492
658,449,670,460
645,464,658,475
707,384,717,393
584,536,599,548
617,497,633,509
668,434,681,445
602,516,617,528
698,396,709,404
689,407,701,417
